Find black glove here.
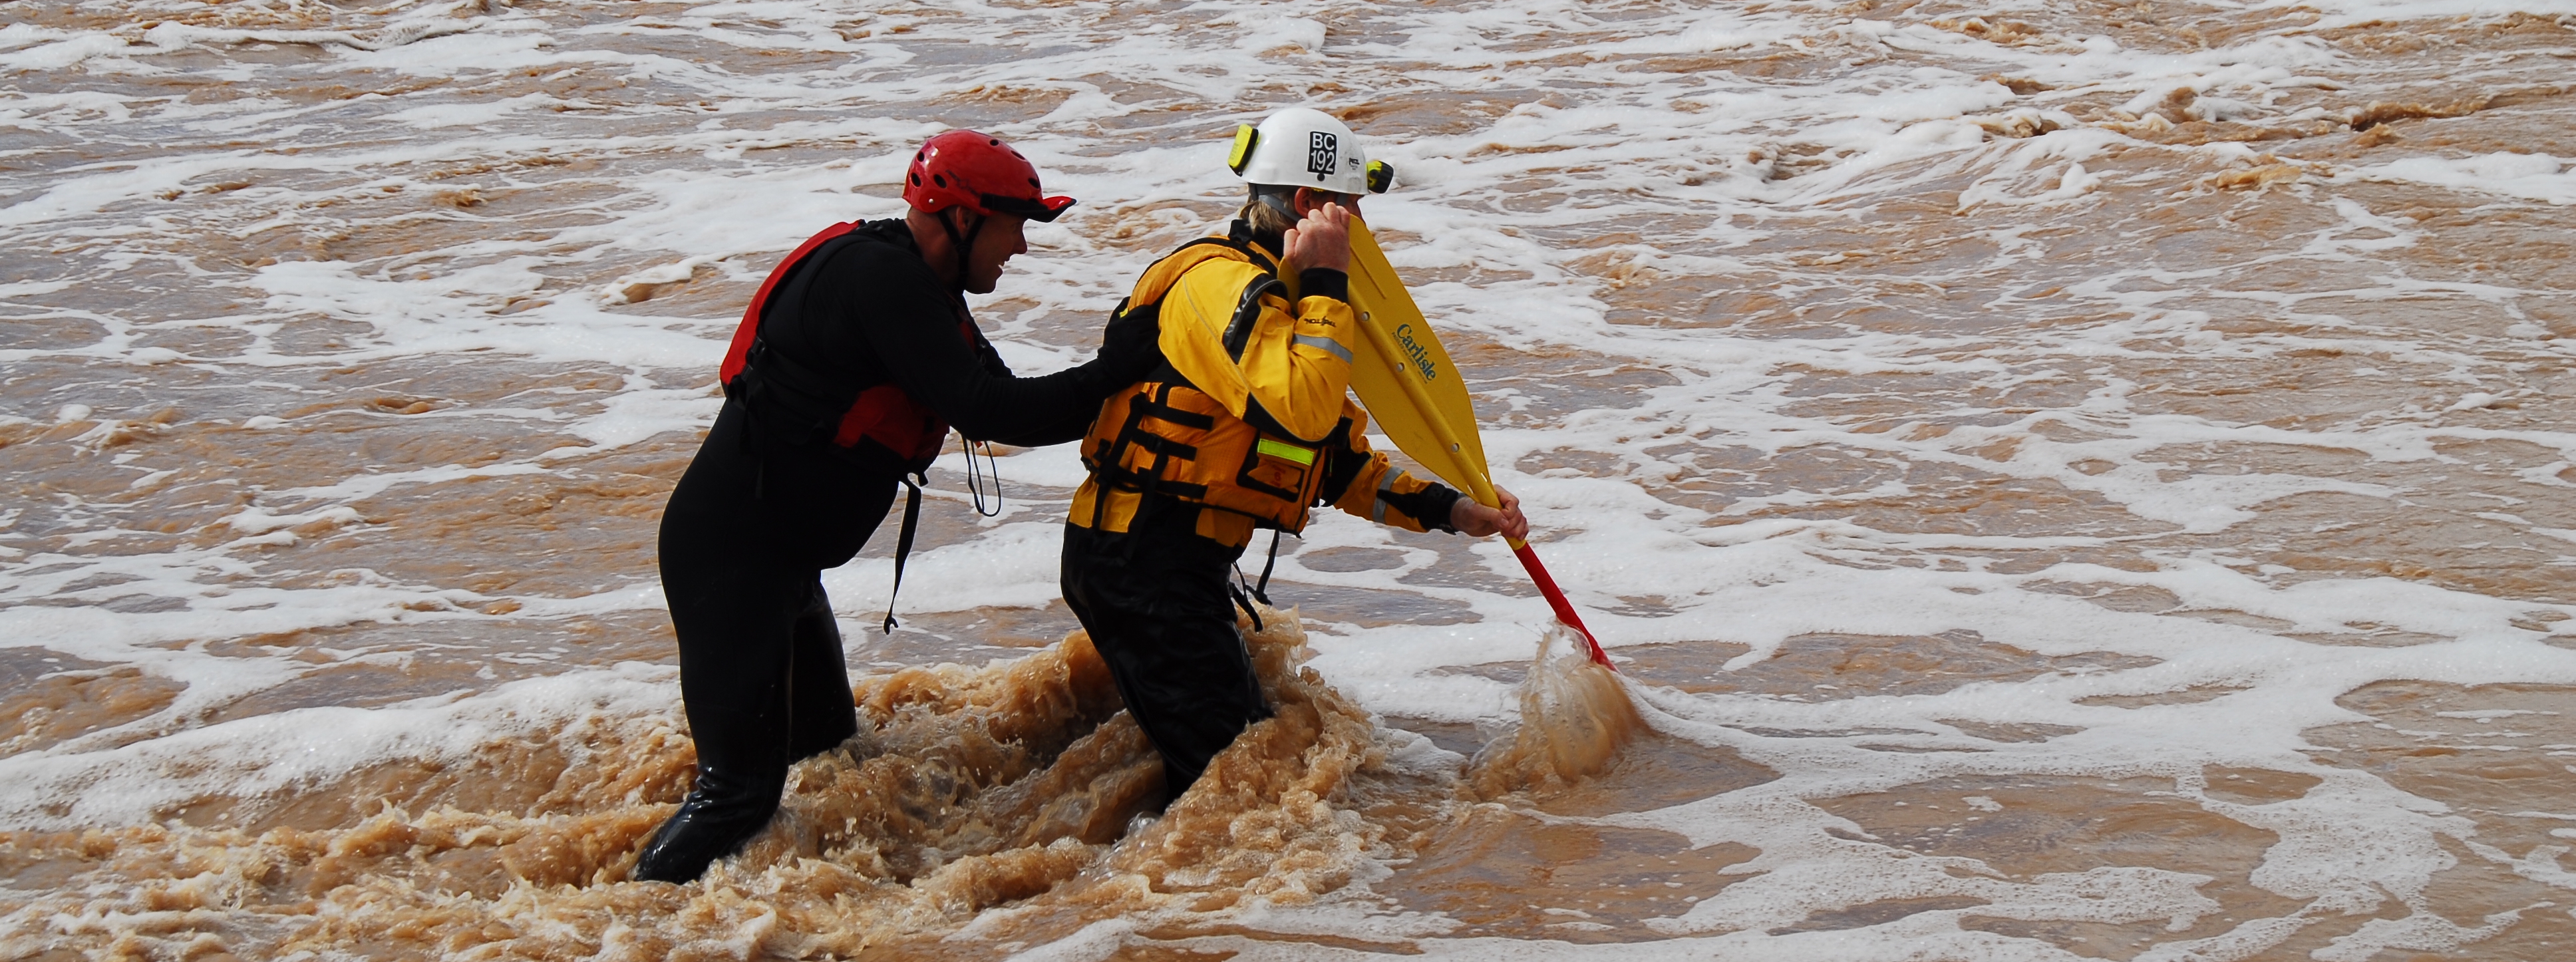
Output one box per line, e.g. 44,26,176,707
1086,306,1165,393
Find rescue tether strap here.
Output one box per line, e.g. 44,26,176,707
1230,530,1286,633
883,476,923,634
1229,582,1265,635
1255,529,1283,602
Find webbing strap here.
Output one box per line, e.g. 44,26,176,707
1130,397,1217,430
882,478,923,635
1125,431,1202,461
1229,582,1265,635
1254,529,1282,603
1232,529,1283,633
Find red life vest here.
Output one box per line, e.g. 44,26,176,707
720,221,967,473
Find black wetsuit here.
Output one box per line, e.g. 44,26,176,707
640,218,1140,883
1058,475,1460,799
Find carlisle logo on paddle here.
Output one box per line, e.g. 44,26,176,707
1393,323,1438,381
1307,132,1338,178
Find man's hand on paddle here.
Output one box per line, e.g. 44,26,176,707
1282,202,1353,273
1450,486,1529,541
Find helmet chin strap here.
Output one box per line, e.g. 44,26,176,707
937,207,987,291
1255,188,1301,222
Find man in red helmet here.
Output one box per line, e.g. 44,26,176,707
637,130,1162,883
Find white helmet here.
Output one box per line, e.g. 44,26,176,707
1227,106,1395,196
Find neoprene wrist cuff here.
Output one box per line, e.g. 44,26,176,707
1298,267,1350,303
1422,484,1464,533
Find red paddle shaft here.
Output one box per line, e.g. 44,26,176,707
1511,542,1613,670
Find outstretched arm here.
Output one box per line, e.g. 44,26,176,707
859,267,1160,442
1315,404,1531,540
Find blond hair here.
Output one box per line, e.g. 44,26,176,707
1237,186,1299,238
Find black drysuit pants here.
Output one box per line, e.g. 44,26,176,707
1060,497,1273,796
657,401,886,823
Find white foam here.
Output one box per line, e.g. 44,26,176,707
2342,152,2576,206
1001,919,1138,962
0,663,679,830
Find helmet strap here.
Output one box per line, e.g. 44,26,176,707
1239,185,1301,257
937,207,987,290
1254,188,1300,223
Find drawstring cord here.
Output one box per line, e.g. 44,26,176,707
964,440,1002,518
884,438,1001,633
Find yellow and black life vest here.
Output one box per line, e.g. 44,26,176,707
1076,234,1351,535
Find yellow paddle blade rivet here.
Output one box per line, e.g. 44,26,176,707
1227,124,1259,174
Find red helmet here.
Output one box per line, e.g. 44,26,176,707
902,130,1076,222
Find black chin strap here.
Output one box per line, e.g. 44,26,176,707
1255,189,1300,224
937,208,986,290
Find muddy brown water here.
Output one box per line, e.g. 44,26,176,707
6,0,2576,959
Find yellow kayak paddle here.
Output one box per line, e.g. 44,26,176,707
1338,220,1613,669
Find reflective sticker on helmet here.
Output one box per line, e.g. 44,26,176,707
1307,131,1337,180
1256,438,1316,466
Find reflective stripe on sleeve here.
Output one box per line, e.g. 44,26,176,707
1372,470,1400,524
1292,333,1355,365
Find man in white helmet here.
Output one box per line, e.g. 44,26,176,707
1060,108,1528,802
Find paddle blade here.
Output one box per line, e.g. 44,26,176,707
1342,220,1613,672
1343,221,1492,499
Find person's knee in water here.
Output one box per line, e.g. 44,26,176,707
1060,107,1529,804
637,131,1166,884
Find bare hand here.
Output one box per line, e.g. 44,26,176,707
1450,486,1529,541
1280,202,1353,274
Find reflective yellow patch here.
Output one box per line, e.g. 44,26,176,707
1256,438,1315,466
1227,124,1259,174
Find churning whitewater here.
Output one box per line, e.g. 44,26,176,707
5,0,2576,959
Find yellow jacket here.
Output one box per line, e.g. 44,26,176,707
1073,225,1461,548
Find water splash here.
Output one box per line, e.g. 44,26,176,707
1470,621,1643,798
0,608,1436,959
